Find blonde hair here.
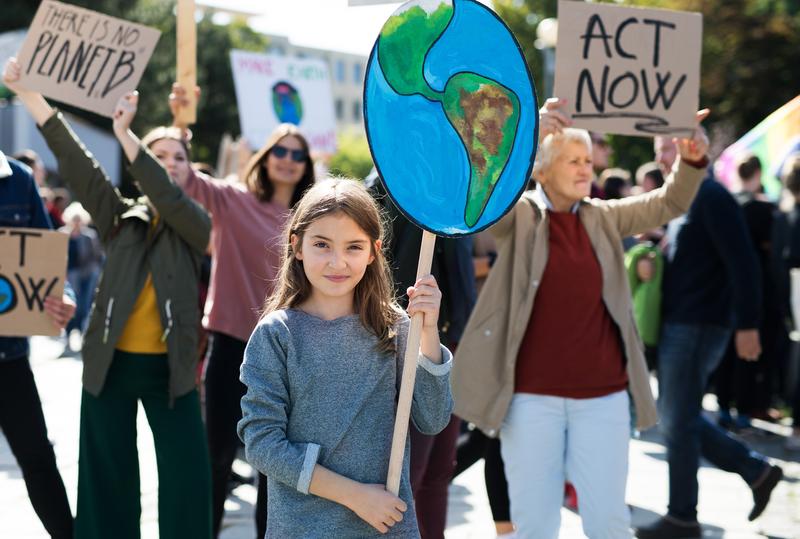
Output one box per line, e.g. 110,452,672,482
264,178,402,352
533,128,592,176
62,202,91,226
141,126,191,157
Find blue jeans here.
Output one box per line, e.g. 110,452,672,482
66,269,98,334
658,323,769,522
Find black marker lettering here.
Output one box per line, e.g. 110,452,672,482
643,19,676,67
641,70,687,109
14,274,58,312
614,17,638,60
576,66,609,113
47,39,71,80
64,41,93,83
78,45,105,90
102,50,135,97
8,230,42,267
28,31,55,75
88,47,117,97
608,71,638,109
580,14,613,60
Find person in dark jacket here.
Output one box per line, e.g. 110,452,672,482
636,139,783,539
5,58,212,539
714,154,785,430
771,152,800,451
367,170,476,539
0,149,76,539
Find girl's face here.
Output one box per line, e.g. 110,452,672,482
265,135,307,187
292,213,379,308
150,139,190,184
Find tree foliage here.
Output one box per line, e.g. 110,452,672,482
328,133,374,181
494,0,800,174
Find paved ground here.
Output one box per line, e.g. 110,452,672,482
1,337,798,538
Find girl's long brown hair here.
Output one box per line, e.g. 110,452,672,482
264,178,402,353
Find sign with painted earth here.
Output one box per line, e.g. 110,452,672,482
365,0,537,236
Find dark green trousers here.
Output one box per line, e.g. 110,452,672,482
75,351,212,539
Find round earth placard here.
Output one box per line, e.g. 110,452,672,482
364,0,538,236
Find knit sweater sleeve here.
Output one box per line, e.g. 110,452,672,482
395,314,454,436
238,314,321,494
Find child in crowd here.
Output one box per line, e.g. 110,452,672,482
237,178,453,537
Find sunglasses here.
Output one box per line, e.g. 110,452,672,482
271,145,308,163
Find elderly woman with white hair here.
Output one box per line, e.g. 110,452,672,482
61,202,104,339
451,98,711,538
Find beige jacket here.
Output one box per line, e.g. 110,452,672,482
451,158,706,436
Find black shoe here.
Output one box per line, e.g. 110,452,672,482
749,464,783,521
634,515,701,539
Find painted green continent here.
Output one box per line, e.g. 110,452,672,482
378,2,453,101
377,1,520,228
443,74,519,227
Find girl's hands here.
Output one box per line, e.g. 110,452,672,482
2,57,26,95
112,91,138,135
347,483,407,534
676,109,710,162
407,274,442,330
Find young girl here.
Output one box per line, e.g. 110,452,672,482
170,83,316,537
4,58,212,539
238,178,453,537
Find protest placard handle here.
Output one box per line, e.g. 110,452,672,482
175,0,197,127
386,229,436,495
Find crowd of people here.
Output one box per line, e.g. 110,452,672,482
1,51,798,539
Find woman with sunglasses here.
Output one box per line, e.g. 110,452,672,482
169,84,316,538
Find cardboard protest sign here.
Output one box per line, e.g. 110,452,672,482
554,0,702,137
230,50,337,154
15,0,161,118
0,227,68,337
364,0,537,236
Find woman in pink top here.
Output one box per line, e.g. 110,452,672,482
171,84,316,538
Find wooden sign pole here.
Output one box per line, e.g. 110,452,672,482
386,230,437,495
176,0,197,127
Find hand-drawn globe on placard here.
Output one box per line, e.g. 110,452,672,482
0,274,17,315
364,0,538,236
272,81,303,125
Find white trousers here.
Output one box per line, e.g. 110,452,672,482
500,391,632,539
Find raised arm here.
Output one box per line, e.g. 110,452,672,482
111,92,210,254
604,110,711,238
3,57,124,242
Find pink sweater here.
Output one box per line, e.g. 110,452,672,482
184,171,290,342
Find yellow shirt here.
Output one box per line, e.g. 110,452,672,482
115,272,167,354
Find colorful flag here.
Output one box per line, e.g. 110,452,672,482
716,95,800,199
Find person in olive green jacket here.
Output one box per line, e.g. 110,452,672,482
4,58,212,539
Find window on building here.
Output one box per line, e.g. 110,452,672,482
353,63,363,84
335,99,344,121
336,60,345,83
353,99,362,122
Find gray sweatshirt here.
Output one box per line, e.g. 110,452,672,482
238,308,454,538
